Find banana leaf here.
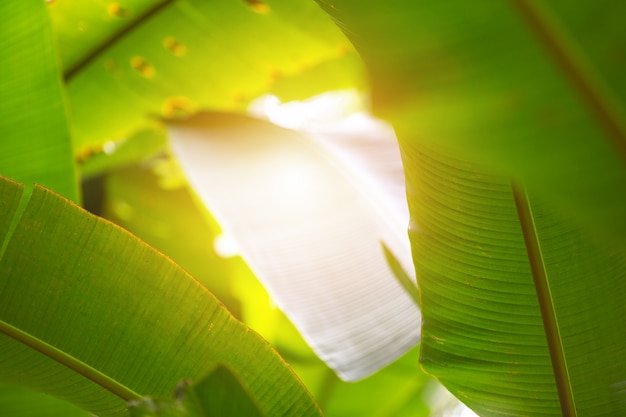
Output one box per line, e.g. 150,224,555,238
402,145,626,416
317,1,626,415
168,112,420,381
317,0,626,243
0,176,321,417
0,1,77,201
55,0,363,160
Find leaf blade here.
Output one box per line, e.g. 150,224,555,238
0,177,321,417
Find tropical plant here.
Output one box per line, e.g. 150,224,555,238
1,1,626,416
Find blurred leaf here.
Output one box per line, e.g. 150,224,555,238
101,159,242,317
320,346,431,417
316,0,626,243
0,1,77,201
49,0,168,74
128,366,263,417
0,385,89,417
0,176,321,417
185,366,264,417
168,112,420,381
79,125,167,179
58,0,364,160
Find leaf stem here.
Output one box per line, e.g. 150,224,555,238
511,182,576,417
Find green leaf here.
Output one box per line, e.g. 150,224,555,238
316,0,626,243
316,1,626,414
0,176,321,417
0,1,77,201
79,126,167,180
49,0,169,75
185,365,264,417
100,160,243,317
57,0,363,158
0,385,89,417
128,366,264,417
401,145,626,416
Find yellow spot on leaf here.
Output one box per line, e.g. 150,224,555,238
108,3,128,17
162,96,195,119
163,37,187,56
130,56,155,78
245,0,271,14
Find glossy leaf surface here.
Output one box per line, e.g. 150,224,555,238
0,177,320,417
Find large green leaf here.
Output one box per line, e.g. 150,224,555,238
0,176,321,417
400,145,626,416
0,1,77,201
316,0,626,243
316,1,626,415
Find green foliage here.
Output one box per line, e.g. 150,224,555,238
128,366,264,417
0,1,77,201
0,177,321,417
319,1,626,415
2,0,626,416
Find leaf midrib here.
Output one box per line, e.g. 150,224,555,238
0,319,140,402
512,182,576,417
64,0,175,81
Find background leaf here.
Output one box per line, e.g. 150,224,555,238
185,366,264,417
168,112,420,381
128,366,264,417
55,0,364,162
0,1,77,201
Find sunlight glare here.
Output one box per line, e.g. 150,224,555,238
248,90,364,130
213,233,240,258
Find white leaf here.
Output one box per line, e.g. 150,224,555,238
168,96,420,381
